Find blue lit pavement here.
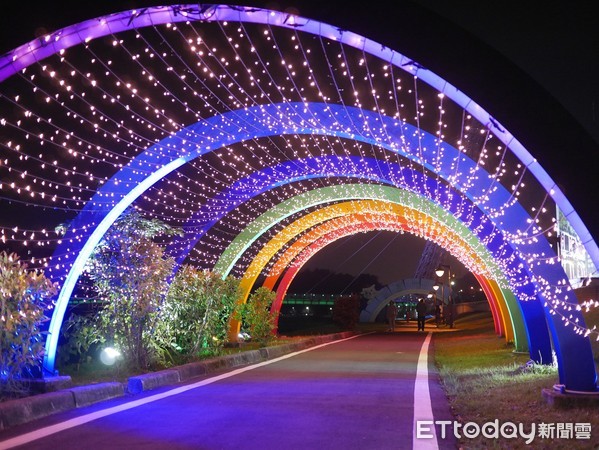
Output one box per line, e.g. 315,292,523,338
0,333,457,450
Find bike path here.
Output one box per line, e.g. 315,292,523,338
0,332,457,450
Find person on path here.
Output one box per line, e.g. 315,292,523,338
386,301,398,331
416,298,427,331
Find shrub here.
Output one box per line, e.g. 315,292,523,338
158,266,241,360
332,294,360,330
57,312,104,371
236,287,277,346
85,210,179,371
0,251,57,397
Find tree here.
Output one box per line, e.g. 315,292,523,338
85,210,180,371
0,252,57,397
236,287,277,346
158,266,241,360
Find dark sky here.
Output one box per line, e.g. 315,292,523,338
413,1,599,146
1,1,597,287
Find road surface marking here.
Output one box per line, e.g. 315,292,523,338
412,332,439,450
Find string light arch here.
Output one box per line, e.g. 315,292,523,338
206,183,517,340
0,4,597,391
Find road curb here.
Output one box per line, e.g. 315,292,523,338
541,387,599,408
0,390,75,431
0,331,356,431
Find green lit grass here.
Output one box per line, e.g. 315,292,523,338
434,312,599,449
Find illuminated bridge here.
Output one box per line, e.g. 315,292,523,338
1,3,598,393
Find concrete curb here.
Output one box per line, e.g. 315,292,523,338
0,391,75,431
128,369,180,395
70,382,126,408
0,331,356,431
542,387,599,408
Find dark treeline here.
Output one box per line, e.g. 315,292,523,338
287,268,382,295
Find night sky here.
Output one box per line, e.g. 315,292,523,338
1,1,597,288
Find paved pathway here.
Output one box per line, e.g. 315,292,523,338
0,331,457,450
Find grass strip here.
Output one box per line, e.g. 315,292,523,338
433,312,599,449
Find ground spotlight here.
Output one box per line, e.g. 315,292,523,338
100,347,121,366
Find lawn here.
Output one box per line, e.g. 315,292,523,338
433,311,599,449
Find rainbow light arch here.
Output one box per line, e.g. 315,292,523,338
235,199,488,300
207,174,553,362
0,4,596,391
257,212,516,345
209,183,529,355
265,218,513,346
207,182,526,342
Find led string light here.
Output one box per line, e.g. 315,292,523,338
0,13,564,320
0,5,597,388
232,200,497,309
262,212,496,288
0,4,584,264
209,180,509,289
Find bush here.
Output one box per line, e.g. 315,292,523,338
157,266,241,360
57,312,104,372
0,252,57,398
332,294,360,330
85,210,179,371
236,287,277,346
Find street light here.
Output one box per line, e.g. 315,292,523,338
436,264,454,328
432,283,440,311
431,284,440,327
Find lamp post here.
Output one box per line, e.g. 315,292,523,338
435,264,454,328
432,283,440,326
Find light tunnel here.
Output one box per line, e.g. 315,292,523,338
202,167,556,367
41,104,557,373
38,106,597,390
207,183,526,353
262,219,512,341
265,220,511,347
214,190,504,317
0,4,596,391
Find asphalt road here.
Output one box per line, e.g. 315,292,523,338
0,332,457,450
